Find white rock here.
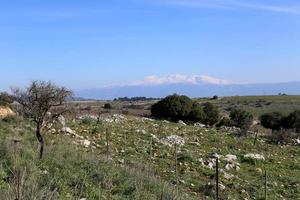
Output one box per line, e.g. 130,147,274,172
78,115,98,120
166,135,185,146
194,123,206,128
178,120,187,126
219,183,226,191
244,153,265,160
136,129,147,134
223,172,234,180
82,140,91,148
150,133,158,140
57,115,66,126
224,154,237,162
142,117,154,122
225,163,240,171
61,127,75,135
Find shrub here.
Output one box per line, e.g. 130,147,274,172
151,94,205,123
216,117,231,127
104,103,112,109
1,115,17,123
188,102,206,122
260,112,284,131
282,110,300,132
230,109,253,130
81,117,95,125
212,95,218,100
151,94,193,122
202,102,220,126
151,95,221,124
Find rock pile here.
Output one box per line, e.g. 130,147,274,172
199,153,240,171
158,135,185,147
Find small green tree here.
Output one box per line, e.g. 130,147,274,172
230,109,253,132
202,102,220,126
151,94,193,122
188,102,206,122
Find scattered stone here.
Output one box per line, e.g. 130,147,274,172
161,135,185,146
178,120,187,126
244,153,265,160
78,115,98,121
82,140,91,148
136,129,147,134
223,172,234,180
224,154,237,162
194,123,206,128
61,127,76,135
219,183,226,191
142,117,154,122
57,115,66,127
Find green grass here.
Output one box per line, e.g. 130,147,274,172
197,95,300,117
0,113,299,199
0,119,182,200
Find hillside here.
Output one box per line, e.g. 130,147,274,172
0,113,299,199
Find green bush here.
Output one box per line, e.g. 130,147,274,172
230,109,253,129
188,102,206,122
151,94,193,122
151,95,221,124
81,117,95,125
260,112,284,131
216,117,231,127
104,103,112,109
202,102,220,126
282,110,300,132
151,94,206,123
1,116,17,123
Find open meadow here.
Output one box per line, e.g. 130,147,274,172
0,95,299,199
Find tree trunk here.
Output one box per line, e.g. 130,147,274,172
36,125,44,159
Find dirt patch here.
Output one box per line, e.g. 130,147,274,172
0,106,15,118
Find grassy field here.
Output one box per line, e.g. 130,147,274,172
68,95,300,119
0,111,299,199
196,95,300,117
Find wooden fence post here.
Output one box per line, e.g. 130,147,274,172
106,128,109,158
264,169,267,200
216,157,219,200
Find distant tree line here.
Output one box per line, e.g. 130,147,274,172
114,96,160,102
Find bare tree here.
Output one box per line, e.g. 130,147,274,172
12,81,72,159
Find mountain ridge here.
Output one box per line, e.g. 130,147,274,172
75,81,300,100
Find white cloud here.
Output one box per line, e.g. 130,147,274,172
157,0,300,15
129,74,230,86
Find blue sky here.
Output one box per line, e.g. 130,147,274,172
0,0,299,90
